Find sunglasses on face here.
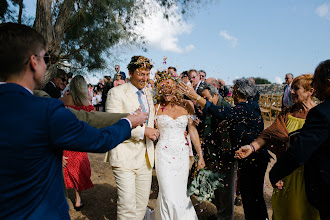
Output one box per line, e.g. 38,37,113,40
26,53,51,65
60,77,67,83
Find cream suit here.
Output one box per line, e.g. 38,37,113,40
105,82,155,220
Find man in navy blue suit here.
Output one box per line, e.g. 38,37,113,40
0,23,147,220
270,60,330,219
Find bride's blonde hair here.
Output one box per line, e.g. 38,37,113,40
154,71,183,104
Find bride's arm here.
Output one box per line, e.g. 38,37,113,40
185,100,205,170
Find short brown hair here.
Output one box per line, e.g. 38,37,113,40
0,23,46,81
127,56,153,74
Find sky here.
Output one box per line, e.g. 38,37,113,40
24,0,330,85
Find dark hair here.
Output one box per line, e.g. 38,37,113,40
0,23,47,81
168,66,177,72
54,68,67,79
127,56,153,74
198,70,206,77
315,59,330,81
181,71,189,77
188,69,197,75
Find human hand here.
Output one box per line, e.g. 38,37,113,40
145,127,160,141
178,82,198,100
62,156,68,168
235,145,253,159
194,117,200,126
275,180,284,189
126,108,148,128
197,155,205,170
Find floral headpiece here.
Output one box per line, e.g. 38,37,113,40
127,56,153,72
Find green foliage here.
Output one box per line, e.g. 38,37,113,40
1,0,218,75
188,168,225,202
254,77,271,84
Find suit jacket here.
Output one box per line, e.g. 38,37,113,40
43,81,61,98
34,89,128,129
269,97,330,209
0,83,131,220
105,83,155,169
282,84,293,107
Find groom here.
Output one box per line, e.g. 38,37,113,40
106,56,159,219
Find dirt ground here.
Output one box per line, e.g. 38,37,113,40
68,121,275,220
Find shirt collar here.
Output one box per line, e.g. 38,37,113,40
0,82,33,94
129,81,145,94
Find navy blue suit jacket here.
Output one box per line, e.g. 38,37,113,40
0,83,131,219
270,97,330,209
204,100,264,151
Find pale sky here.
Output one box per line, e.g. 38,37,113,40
24,0,330,85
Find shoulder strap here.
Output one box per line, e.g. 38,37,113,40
155,103,161,116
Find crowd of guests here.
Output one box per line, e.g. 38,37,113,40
1,22,330,220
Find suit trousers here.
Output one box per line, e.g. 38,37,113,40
112,152,152,220
213,160,238,220
239,151,269,220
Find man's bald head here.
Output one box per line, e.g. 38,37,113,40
205,77,220,89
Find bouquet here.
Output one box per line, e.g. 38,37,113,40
188,167,225,202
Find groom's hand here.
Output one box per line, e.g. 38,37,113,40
145,127,159,141
126,110,148,128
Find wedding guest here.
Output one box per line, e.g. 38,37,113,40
60,75,96,211
236,74,320,220
43,68,67,98
269,60,330,220
115,65,126,81
0,22,147,220
197,83,235,220
168,66,178,77
113,73,125,87
198,70,206,83
282,73,294,108
180,78,270,220
189,69,203,91
181,71,191,86
101,76,112,111
218,78,229,97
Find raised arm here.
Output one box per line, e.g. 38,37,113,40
185,100,205,170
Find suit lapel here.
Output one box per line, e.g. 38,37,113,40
123,83,140,108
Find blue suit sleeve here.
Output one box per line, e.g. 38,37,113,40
269,107,328,184
47,99,131,152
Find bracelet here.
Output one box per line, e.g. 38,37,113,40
195,95,201,102
250,143,256,153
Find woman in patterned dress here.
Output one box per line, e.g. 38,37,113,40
60,75,94,210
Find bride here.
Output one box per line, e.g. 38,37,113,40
146,72,205,220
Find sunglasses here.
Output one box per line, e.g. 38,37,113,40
60,77,67,83
25,53,51,65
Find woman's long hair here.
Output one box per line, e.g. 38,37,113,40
154,71,183,104
70,75,90,106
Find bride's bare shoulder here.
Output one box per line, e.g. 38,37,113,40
181,99,194,115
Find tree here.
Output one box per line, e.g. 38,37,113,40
1,0,214,81
253,77,271,84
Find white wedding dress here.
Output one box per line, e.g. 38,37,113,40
145,113,198,220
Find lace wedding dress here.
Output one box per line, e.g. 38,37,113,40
145,113,198,220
